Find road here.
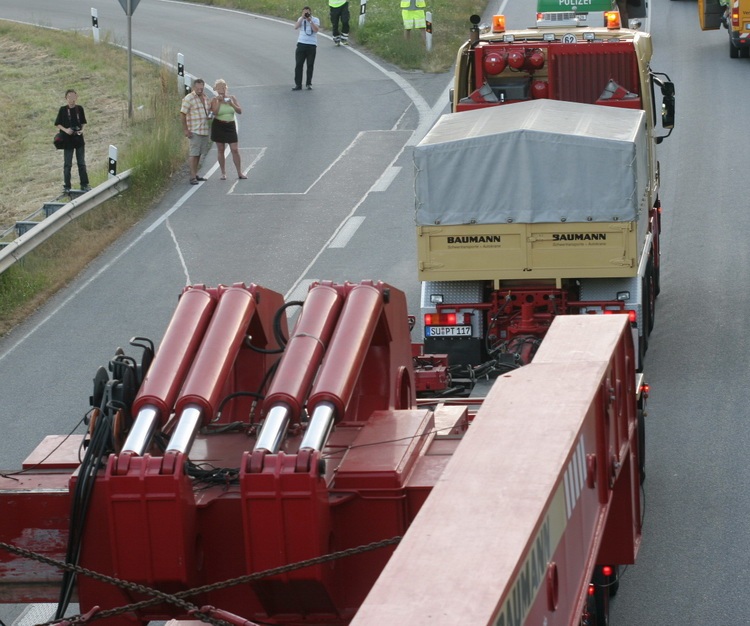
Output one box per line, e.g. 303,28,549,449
0,0,449,622
2,0,750,624
609,0,750,623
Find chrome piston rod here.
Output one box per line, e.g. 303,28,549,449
166,404,203,454
299,401,336,452
121,405,160,456
254,404,291,453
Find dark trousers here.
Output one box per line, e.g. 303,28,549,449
295,43,317,88
63,145,89,189
330,3,350,38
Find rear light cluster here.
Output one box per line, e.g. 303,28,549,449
424,312,470,326
599,309,637,323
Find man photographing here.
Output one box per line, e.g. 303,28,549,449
293,6,320,91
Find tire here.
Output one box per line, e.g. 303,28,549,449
608,565,621,597
640,274,650,353
730,37,739,58
646,258,656,334
638,408,646,484
592,568,611,626
741,46,750,58
637,333,646,373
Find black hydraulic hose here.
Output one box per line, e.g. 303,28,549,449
215,390,265,422
55,393,118,618
244,301,303,354
273,300,304,348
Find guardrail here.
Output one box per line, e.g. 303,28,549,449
0,169,132,276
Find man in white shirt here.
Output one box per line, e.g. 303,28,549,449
293,6,320,91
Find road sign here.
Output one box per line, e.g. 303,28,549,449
117,0,141,15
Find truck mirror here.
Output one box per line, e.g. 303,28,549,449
661,81,675,130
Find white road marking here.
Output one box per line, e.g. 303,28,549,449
329,216,366,249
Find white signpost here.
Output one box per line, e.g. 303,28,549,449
116,0,142,117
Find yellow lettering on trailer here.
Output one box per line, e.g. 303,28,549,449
493,483,567,626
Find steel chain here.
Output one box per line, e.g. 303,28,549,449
0,536,401,624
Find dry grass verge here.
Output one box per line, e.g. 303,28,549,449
0,22,186,337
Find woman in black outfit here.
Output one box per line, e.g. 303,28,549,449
54,89,90,193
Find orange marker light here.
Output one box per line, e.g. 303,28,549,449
605,10,621,29
492,14,506,33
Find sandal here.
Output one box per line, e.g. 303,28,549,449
220,174,227,180
238,174,248,179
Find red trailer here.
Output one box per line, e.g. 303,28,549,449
0,280,644,626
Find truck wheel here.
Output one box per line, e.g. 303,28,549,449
646,258,656,334
638,408,646,484
730,37,739,58
608,565,621,597
640,274,650,352
591,569,611,626
741,47,750,58
637,333,646,373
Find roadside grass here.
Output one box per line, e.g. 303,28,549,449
0,22,185,337
181,0,487,72
0,1,485,336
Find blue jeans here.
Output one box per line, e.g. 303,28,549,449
63,145,89,189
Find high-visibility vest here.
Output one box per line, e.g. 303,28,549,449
401,0,426,8
329,0,347,7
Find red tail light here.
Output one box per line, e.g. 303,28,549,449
602,565,613,577
732,7,739,27
424,313,458,326
588,583,595,596
628,310,637,323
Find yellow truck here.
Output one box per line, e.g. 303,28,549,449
698,0,750,57
416,11,675,373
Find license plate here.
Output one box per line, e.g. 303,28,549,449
425,325,472,337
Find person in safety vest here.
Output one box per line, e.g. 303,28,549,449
401,0,427,40
329,0,350,46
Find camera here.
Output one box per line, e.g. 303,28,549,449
304,11,311,18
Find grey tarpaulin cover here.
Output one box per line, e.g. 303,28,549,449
414,99,648,226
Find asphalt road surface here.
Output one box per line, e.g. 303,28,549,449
2,0,750,624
